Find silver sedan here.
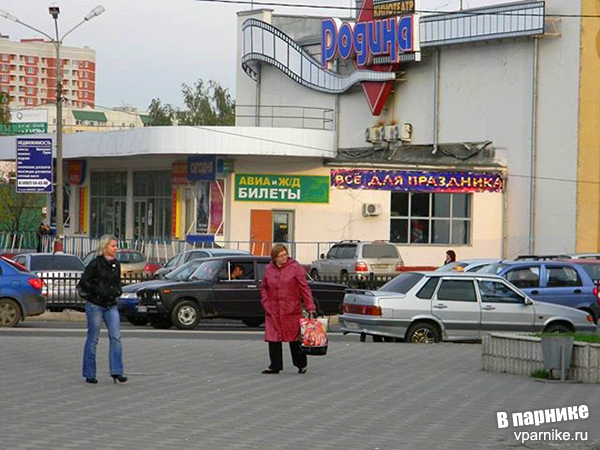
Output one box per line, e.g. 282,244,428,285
339,272,597,343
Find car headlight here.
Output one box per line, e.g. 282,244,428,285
120,292,137,299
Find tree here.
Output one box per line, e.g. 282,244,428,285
0,183,45,233
147,79,235,127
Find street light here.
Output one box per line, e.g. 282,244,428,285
0,5,104,249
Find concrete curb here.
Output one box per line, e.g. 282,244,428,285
28,310,86,322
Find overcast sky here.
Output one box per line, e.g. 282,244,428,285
0,0,506,110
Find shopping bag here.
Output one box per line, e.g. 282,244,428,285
299,317,328,356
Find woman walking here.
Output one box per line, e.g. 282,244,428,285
78,235,127,384
260,243,316,374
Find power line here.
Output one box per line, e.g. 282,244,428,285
195,0,600,18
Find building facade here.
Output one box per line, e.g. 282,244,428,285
0,36,96,109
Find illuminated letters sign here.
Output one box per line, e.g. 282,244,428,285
331,169,504,193
321,0,420,115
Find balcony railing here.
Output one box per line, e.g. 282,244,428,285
235,104,334,131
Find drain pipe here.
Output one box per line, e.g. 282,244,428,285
432,48,440,154
255,63,261,127
528,38,540,254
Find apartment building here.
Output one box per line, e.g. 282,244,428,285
0,35,95,109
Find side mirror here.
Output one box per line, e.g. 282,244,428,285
320,253,325,259
524,297,533,305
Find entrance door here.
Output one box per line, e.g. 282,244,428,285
273,211,294,243
134,200,147,239
250,210,272,256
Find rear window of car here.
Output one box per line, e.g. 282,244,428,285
362,244,399,259
1,257,29,273
576,264,600,282
117,252,144,263
481,263,508,275
379,273,424,294
30,255,85,272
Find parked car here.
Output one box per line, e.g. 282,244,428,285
0,256,46,327
136,256,347,330
309,240,404,281
83,250,159,277
569,253,600,260
117,259,208,326
339,272,597,343
436,259,502,273
482,261,600,321
153,248,251,279
11,253,85,311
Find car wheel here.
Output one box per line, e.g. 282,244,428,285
242,318,264,327
544,322,572,334
0,298,21,328
171,300,201,330
149,317,173,329
406,322,441,344
310,269,319,280
126,315,149,326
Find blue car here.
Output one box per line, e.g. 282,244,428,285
483,261,600,321
0,256,46,327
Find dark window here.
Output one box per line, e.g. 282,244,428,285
188,251,209,261
579,264,600,281
338,245,357,259
2,258,28,273
166,260,204,281
505,267,540,289
391,192,408,217
416,277,439,299
379,273,424,294
30,255,85,272
361,244,398,259
437,280,477,302
478,280,524,304
327,246,340,259
165,255,180,268
226,261,255,281
546,266,582,287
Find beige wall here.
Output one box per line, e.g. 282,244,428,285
227,156,504,265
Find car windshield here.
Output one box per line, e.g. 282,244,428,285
31,255,85,272
578,264,600,281
165,259,204,281
379,273,424,294
190,260,223,281
481,263,508,275
362,244,398,259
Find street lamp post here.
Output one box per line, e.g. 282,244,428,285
0,5,104,249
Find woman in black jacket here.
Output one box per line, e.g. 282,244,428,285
78,234,127,384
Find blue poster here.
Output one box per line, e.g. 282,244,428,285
188,155,216,181
16,138,53,193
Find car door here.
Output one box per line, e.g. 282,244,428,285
432,278,481,339
477,279,534,333
212,260,261,318
538,264,590,309
319,245,339,276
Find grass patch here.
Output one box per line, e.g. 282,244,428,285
532,332,600,344
531,369,552,380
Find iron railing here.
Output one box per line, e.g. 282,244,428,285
235,104,334,130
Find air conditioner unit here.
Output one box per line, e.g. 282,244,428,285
401,123,413,142
363,203,382,217
365,126,384,143
384,125,400,142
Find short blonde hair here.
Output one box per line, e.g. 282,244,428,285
270,243,289,261
98,234,118,256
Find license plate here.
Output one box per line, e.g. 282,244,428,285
137,306,148,313
373,265,390,270
345,321,360,330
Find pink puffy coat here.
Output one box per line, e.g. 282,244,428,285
260,258,316,342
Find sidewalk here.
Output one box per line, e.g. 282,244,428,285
0,332,598,450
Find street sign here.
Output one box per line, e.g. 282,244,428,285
16,138,53,193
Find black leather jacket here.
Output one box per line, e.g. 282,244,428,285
78,255,122,308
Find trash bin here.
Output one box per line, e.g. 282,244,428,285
541,336,574,381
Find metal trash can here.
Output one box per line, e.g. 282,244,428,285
541,336,574,381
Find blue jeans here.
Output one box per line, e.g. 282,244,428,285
82,302,124,379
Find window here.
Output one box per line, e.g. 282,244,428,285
27,77,34,83
478,280,524,304
27,56,34,63
416,277,439,299
26,98,33,105
546,266,582,287
437,279,477,302
165,255,181,269
133,171,172,239
1,64,7,71
1,87,7,93
1,54,8,61
338,244,357,259
30,255,85,272
187,251,209,262
27,88,34,95
361,244,398,259
379,272,424,294
326,246,341,259
578,264,600,281
505,267,540,289
90,171,128,238
27,67,34,74
390,192,472,245
72,60,78,66
225,261,254,281
2,75,8,82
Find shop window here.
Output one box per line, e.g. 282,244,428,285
133,171,171,239
390,193,472,245
90,171,128,238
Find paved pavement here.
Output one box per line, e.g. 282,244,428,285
1,326,599,450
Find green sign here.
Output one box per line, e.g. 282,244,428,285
0,122,47,136
235,173,329,203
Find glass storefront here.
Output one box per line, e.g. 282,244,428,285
133,171,172,239
90,171,127,238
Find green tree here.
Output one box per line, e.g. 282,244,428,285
0,183,45,233
147,79,235,127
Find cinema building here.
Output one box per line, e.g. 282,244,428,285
1,0,599,265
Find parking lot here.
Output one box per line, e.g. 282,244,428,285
1,326,599,450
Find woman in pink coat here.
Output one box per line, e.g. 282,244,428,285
260,243,316,374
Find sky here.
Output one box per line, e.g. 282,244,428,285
0,0,507,111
